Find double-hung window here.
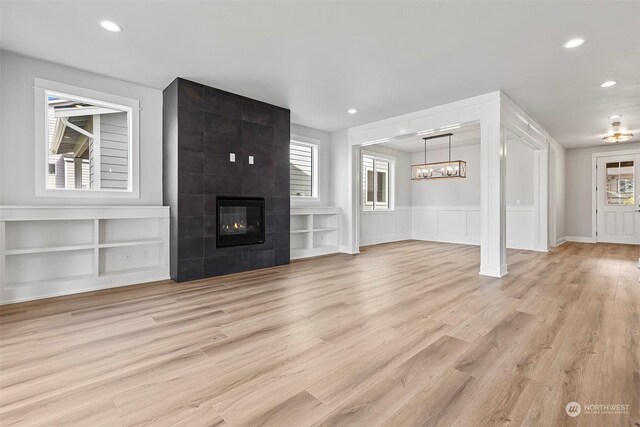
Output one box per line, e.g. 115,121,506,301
290,140,318,198
362,154,392,210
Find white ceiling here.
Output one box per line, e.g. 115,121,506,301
380,123,481,153
1,1,639,149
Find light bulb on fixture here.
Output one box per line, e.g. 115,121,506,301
603,121,634,143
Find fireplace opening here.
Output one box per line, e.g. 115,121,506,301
216,196,265,247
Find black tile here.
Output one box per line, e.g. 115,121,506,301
243,173,274,196
275,231,290,249
204,152,243,177
204,195,217,216
178,172,203,195
242,249,274,271
242,122,274,159
178,237,203,260
204,254,243,277
178,107,203,132
178,82,204,109
204,176,243,196
178,128,203,152
274,108,290,133
276,214,290,232
178,194,203,217
177,259,203,282
205,238,243,257
178,216,203,238
179,150,203,173
204,215,217,236
265,215,275,234
274,197,290,215
274,248,290,266
203,114,242,149
264,197,275,215
243,233,274,252
243,100,274,127
204,89,242,119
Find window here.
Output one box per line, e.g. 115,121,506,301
290,140,318,198
35,78,139,198
606,161,635,205
362,154,391,210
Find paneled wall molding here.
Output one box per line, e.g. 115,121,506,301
360,206,411,246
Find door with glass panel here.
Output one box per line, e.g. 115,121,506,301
596,155,640,244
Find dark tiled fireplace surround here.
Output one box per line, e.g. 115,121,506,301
163,78,290,282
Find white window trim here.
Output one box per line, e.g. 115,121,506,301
290,135,320,200
34,78,140,199
361,150,395,212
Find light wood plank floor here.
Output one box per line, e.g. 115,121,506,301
1,241,638,426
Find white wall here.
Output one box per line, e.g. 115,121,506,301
359,144,412,246
565,141,640,240
290,123,331,207
411,144,481,207
329,129,353,251
0,51,163,206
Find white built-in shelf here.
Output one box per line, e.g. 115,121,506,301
290,207,340,260
98,239,164,248
0,206,170,304
5,244,95,256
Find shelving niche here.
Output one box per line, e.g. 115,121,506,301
0,206,169,303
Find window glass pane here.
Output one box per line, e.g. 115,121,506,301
362,155,390,210
46,93,129,191
606,161,635,206
290,142,314,197
376,171,387,203
367,170,374,202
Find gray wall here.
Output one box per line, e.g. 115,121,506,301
0,51,163,205
566,142,640,239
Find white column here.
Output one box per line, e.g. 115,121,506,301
533,148,549,251
480,121,508,277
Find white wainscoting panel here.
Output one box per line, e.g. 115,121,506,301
411,206,534,250
360,206,411,246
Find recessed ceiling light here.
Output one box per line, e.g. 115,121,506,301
99,20,122,32
347,109,358,114
608,114,622,119
562,38,585,48
601,80,617,88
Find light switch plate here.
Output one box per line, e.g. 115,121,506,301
230,153,235,162
249,156,254,165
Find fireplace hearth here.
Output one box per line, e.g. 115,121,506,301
216,197,265,248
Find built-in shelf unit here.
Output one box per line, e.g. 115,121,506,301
0,206,170,304
290,207,340,259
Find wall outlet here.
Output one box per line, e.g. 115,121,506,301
249,155,254,165
516,199,521,206
229,153,235,162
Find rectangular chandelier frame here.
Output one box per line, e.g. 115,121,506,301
411,132,467,181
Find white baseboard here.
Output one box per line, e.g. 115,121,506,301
360,233,411,247
412,233,480,246
555,237,567,246
566,236,593,243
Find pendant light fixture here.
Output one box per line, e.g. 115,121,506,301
603,121,634,143
411,133,467,180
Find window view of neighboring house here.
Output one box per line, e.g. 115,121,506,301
290,141,317,197
46,95,129,190
362,154,390,210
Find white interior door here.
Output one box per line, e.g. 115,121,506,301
596,154,640,244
